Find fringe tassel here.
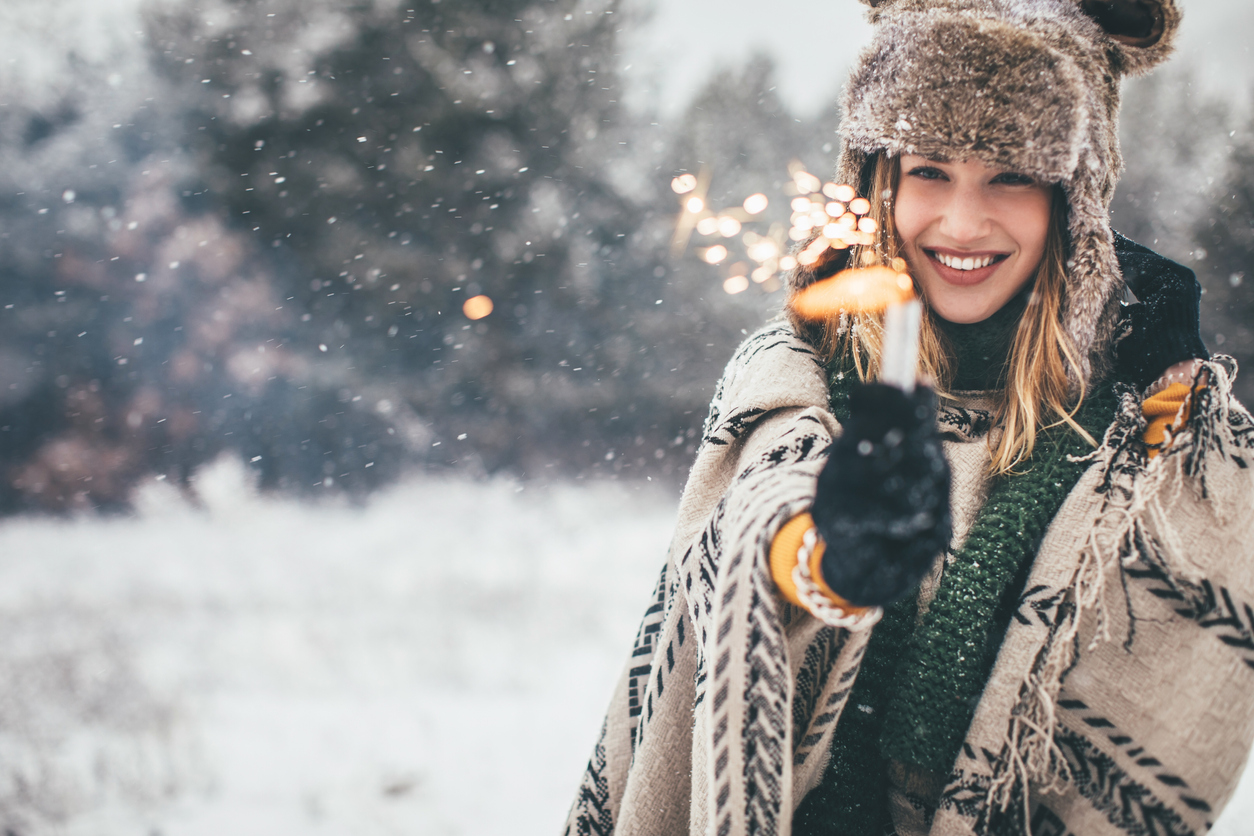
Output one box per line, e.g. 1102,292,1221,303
991,356,1252,827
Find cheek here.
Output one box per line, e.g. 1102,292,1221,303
1007,190,1053,262
891,192,928,249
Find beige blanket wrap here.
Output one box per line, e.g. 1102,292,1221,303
564,322,1254,836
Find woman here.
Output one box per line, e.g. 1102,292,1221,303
565,2,1254,835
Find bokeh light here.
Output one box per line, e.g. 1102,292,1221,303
743,193,769,214
463,295,494,320
671,174,698,194
703,245,728,264
746,237,778,262
793,170,822,194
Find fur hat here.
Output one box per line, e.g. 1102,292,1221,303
812,0,1181,384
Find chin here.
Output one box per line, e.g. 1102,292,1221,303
929,299,998,325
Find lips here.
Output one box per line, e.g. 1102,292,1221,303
924,248,1009,287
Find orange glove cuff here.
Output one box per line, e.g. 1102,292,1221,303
1143,382,1195,458
769,513,869,614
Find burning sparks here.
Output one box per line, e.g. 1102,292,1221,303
671,174,698,195
671,160,890,296
744,233,779,263
743,193,769,215
463,295,494,320
790,266,914,320
793,170,822,195
703,245,729,264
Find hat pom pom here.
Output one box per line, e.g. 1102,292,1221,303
1078,0,1181,76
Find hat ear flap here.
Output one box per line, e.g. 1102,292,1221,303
1078,0,1181,75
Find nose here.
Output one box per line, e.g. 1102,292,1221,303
936,182,993,245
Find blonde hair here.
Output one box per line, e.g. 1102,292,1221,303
790,152,1093,474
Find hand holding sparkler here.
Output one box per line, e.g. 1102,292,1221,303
1112,231,1210,391
810,380,952,607
672,168,951,605
784,183,951,606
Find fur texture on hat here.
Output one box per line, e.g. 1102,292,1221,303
803,0,1181,385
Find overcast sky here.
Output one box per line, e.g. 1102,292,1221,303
2,0,1250,121
620,0,1254,115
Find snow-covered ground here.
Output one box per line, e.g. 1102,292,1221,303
0,461,674,835
0,461,1251,835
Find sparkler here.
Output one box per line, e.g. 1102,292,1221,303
671,164,923,390
670,161,881,294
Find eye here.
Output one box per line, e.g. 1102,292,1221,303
992,171,1036,186
906,165,946,181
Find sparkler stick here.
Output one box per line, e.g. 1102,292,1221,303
880,298,923,394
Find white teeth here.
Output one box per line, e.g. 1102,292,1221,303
935,252,996,270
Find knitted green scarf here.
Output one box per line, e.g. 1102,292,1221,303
793,315,1118,836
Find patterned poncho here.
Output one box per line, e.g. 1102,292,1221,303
564,320,1254,836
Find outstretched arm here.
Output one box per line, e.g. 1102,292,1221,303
771,383,952,615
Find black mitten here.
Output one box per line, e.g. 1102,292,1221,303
1114,231,1210,391
811,383,952,608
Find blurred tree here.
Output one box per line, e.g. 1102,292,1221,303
658,54,842,297
1194,110,1254,405
1112,69,1251,404
0,0,959,511
1112,71,1230,255
0,5,413,511
0,29,269,511
145,0,729,481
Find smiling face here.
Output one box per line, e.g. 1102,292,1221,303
893,154,1055,324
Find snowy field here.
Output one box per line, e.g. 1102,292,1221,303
0,462,674,835
0,461,1252,835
